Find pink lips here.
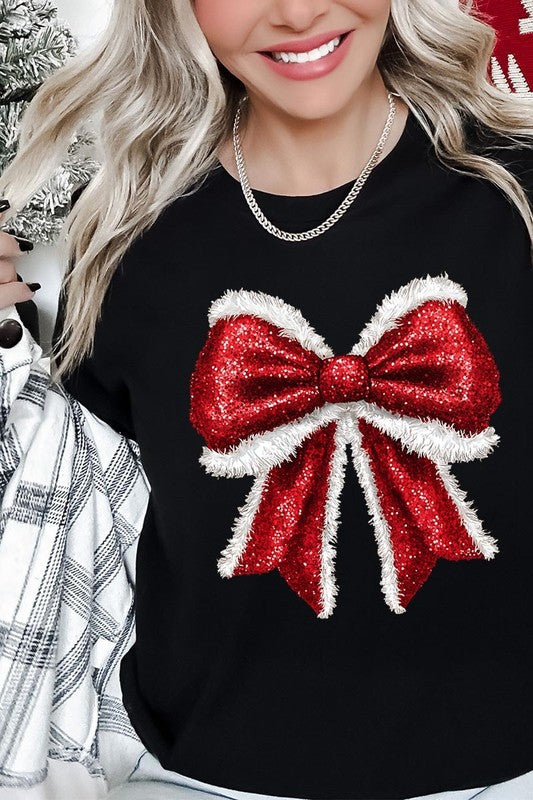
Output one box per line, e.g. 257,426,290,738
257,29,354,81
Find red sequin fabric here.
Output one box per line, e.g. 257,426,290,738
189,274,502,618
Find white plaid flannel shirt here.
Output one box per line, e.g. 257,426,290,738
0,303,150,792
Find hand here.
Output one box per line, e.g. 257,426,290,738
0,218,39,311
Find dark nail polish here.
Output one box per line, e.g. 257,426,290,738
27,283,41,292
0,200,10,212
14,236,34,252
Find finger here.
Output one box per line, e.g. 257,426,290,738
0,231,33,259
0,259,17,284
0,281,38,309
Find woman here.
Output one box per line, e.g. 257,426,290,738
0,1,533,798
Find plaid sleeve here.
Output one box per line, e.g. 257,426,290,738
0,302,150,791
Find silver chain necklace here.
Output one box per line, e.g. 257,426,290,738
232,90,397,242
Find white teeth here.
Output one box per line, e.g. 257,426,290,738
271,35,342,63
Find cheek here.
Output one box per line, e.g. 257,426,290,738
193,0,254,57
346,0,391,24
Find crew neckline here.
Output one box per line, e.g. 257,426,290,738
212,107,425,224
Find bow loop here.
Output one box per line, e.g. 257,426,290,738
190,313,323,452
359,298,501,435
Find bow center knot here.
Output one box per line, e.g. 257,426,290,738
318,354,370,404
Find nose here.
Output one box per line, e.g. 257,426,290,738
270,0,331,38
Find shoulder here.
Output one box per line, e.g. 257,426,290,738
69,172,220,222
464,117,533,202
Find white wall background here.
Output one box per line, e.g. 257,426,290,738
2,9,117,798
21,0,113,355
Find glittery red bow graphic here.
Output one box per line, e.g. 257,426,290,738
189,274,502,618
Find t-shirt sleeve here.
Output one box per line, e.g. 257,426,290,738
493,140,533,207
511,146,533,207
51,181,136,441
465,119,533,207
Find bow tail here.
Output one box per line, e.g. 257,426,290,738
217,421,345,618
352,418,498,613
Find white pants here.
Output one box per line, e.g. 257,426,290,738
105,750,533,800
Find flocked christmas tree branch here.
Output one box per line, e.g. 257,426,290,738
0,0,99,244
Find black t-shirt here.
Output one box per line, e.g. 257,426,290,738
52,109,533,800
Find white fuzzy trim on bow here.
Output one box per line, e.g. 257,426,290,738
200,398,499,479
350,271,467,357
345,417,405,614
217,472,269,578
435,462,499,558
200,404,342,478
208,288,334,359
349,401,500,463
318,423,347,618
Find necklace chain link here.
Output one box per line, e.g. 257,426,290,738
232,90,397,242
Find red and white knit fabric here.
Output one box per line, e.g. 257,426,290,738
479,0,533,92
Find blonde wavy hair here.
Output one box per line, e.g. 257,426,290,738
0,0,532,383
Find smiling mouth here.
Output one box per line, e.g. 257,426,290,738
259,30,351,60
